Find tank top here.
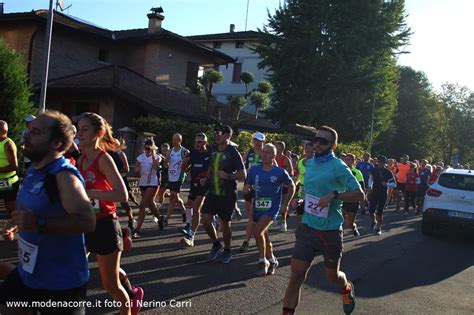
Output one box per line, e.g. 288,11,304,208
78,151,116,220
246,148,262,169
275,155,287,168
16,157,89,290
168,147,186,183
297,159,306,185
0,137,18,182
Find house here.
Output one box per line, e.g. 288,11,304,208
0,8,240,128
188,25,269,115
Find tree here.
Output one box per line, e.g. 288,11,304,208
240,72,254,96
255,0,411,143
376,66,442,160
199,69,224,115
249,91,270,118
227,95,247,120
0,38,35,143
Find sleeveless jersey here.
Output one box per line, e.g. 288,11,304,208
168,147,186,183
78,151,116,220
245,148,262,169
0,137,19,185
16,157,89,290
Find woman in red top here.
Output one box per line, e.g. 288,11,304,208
77,112,143,315
404,163,420,214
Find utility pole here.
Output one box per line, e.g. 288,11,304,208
39,0,54,113
245,0,250,31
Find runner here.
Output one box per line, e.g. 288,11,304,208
386,158,397,204
244,143,294,276
77,112,143,315
19,115,36,172
395,154,410,212
367,156,395,235
417,160,431,213
274,141,294,232
282,126,363,315
0,120,20,241
180,133,210,247
156,143,170,206
404,163,420,214
355,152,374,214
240,132,266,253
0,111,95,314
342,153,365,236
133,139,164,238
200,125,246,264
164,134,189,226
291,141,315,226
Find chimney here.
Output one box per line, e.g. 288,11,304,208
147,7,165,34
229,24,235,33
0,3,4,15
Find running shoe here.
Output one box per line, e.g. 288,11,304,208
122,227,133,251
267,259,279,275
132,229,141,239
239,240,249,253
280,222,288,232
130,286,144,315
179,225,193,238
207,242,223,261
342,281,356,314
374,227,382,235
219,250,232,264
353,228,360,237
234,208,243,221
153,216,159,223
256,261,269,276
180,236,194,247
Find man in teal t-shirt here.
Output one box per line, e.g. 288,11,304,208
282,126,364,315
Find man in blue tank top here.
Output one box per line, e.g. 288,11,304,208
0,111,95,315
244,143,294,276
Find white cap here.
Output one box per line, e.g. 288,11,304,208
24,115,36,122
252,132,266,141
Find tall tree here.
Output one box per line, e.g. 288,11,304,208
199,69,224,116
255,0,411,142
0,38,35,143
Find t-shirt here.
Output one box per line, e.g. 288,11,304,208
369,166,393,193
405,172,419,192
356,161,374,184
189,150,211,180
302,153,361,231
397,162,410,183
208,144,245,196
419,168,431,185
136,153,161,187
245,165,292,218
17,157,89,290
351,166,364,185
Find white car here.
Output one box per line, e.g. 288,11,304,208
422,168,474,235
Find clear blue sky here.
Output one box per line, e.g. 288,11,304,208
5,0,474,91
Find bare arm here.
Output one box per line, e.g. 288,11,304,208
12,171,96,234
0,141,18,173
281,180,296,209
118,151,129,173
243,184,251,195
285,157,294,177
87,153,128,202
220,169,246,181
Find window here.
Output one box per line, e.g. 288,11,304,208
98,49,110,63
232,63,242,83
438,173,474,192
213,41,222,49
235,41,245,48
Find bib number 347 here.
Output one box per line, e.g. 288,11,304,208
304,194,329,218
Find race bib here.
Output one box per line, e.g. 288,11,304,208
255,197,272,211
90,199,100,214
304,194,329,218
18,236,39,274
0,179,13,191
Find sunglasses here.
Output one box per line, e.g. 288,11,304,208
313,137,330,146
194,140,205,143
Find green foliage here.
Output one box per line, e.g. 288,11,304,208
249,91,271,118
254,0,411,142
227,95,247,120
240,72,255,89
234,130,305,155
335,142,366,160
199,69,224,114
0,38,35,143
133,116,214,150
256,80,273,94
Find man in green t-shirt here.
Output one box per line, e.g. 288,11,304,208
282,126,364,315
342,153,364,237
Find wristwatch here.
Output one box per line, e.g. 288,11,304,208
332,191,340,200
37,217,47,233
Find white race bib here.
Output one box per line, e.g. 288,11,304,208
304,194,329,218
90,199,100,214
0,179,13,191
18,236,39,274
255,198,272,211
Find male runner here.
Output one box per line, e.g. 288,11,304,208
356,152,374,213
395,154,410,212
274,141,294,232
342,153,365,236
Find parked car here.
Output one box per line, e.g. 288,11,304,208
422,168,474,235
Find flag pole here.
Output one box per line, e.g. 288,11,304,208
39,0,54,113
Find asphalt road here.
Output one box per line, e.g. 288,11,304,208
1,188,473,315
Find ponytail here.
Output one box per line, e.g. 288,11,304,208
80,112,125,152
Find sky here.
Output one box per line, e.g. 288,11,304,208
4,0,474,91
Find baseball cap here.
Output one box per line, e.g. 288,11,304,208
24,115,36,122
214,125,233,134
252,132,266,141
378,155,388,164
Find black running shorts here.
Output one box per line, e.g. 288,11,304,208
85,215,123,255
201,193,237,222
